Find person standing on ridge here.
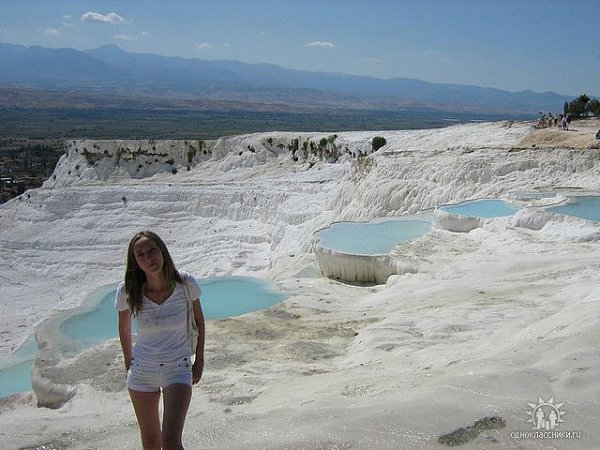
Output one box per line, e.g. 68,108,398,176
115,230,205,450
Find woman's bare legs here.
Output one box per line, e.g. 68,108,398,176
129,389,161,450
161,383,192,450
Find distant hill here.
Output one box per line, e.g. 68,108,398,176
0,43,571,115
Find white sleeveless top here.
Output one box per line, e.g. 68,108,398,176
115,272,201,363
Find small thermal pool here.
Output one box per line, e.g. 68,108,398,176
0,360,33,398
0,335,38,398
315,218,431,256
0,276,286,398
438,199,522,218
314,218,431,284
59,276,285,349
546,196,600,222
433,198,523,232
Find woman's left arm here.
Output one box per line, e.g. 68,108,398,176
118,309,133,374
192,298,205,384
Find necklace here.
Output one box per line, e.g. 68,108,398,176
143,281,173,325
152,302,165,326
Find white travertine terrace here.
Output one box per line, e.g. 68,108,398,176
2,120,600,449
432,208,483,232
314,247,401,285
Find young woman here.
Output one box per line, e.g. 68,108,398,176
115,230,205,450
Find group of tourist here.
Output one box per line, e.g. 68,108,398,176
537,112,572,130
555,113,572,130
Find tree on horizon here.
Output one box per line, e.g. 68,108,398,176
567,94,600,118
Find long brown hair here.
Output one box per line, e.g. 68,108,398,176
124,230,183,316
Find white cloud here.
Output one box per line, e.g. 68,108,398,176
0,27,10,34
364,57,383,63
305,41,335,48
81,12,124,25
222,43,232,48
197,42,213,50
114,32,152,41
61,14,74,27
43,28,62,37
114,34,134,41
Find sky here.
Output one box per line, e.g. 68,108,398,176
1,0,599,97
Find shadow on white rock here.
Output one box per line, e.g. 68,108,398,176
512,208,600,241
31,329,77,409
432,208,482,233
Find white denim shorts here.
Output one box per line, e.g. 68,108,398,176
127,356,192,392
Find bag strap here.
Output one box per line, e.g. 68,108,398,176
183,278,194,332
183,276,200,354
183,277,192,305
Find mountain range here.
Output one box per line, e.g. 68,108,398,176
0,42,571,115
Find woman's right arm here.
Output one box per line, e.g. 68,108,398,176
118,309,133,372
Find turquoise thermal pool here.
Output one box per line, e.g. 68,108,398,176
438,199,522,218
0,335,38,398
0,276,286,398
315,218,431,256
546,196,600,222
59,276,285,348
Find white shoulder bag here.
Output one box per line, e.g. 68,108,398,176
183,279,199,354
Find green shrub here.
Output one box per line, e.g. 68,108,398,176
187,148,196,164
567,94,590,118
587,99,600,117
372,136,387,152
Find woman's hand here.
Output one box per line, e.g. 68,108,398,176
192,358,204,384
191,297,205,385
118,309,133,377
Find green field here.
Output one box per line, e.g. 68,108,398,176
0,107,532,140
0,106,533,203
